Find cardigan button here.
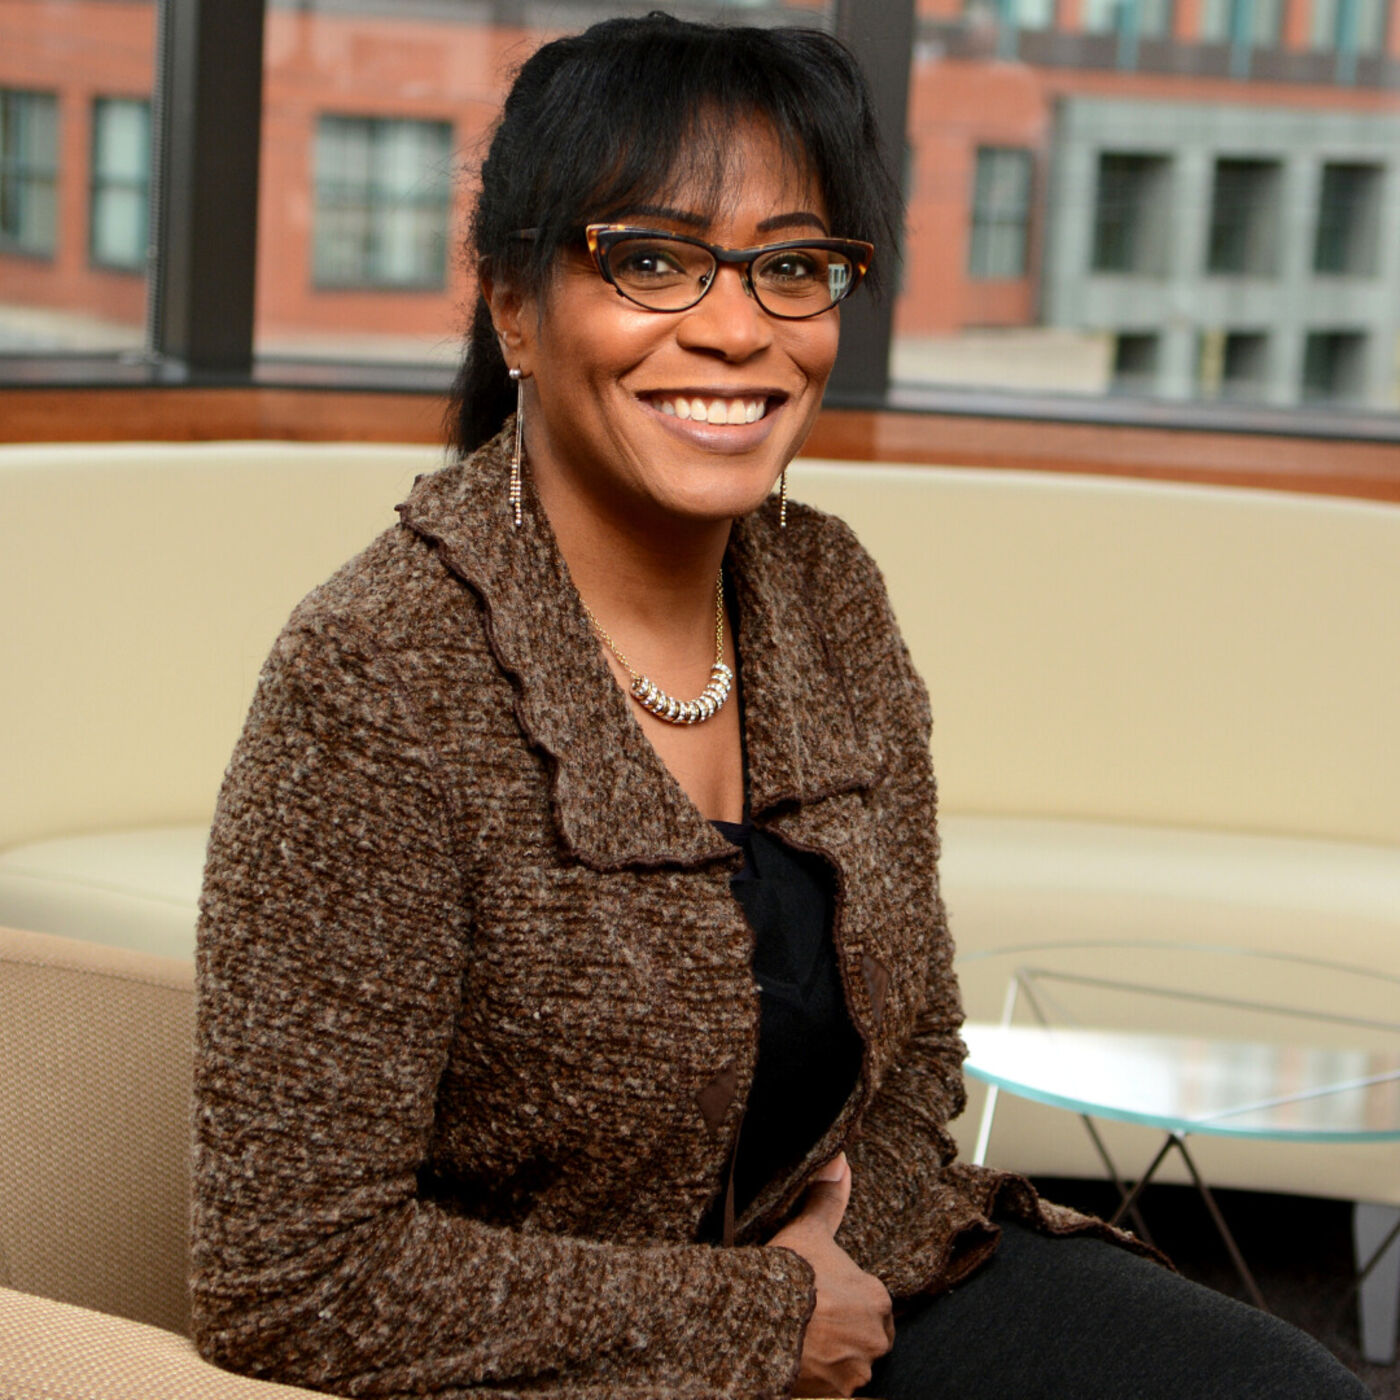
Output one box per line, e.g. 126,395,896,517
861,952,890,1030
696,1059,739,1134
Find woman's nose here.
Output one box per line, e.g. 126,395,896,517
675,264,773,360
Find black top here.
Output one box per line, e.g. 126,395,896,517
708,818,864,1226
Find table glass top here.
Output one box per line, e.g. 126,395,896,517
956,942,1400,1142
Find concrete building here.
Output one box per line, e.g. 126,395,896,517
1043,96,1400,407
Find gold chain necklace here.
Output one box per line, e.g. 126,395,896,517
580,572,734,726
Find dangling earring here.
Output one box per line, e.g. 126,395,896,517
509,367,524,528
779,466,788,529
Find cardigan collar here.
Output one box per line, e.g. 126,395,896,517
397,425,885,871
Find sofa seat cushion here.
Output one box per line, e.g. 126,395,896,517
4,811,1394,983
0,1286,334,1398
940,814,1400,977
1,815,1394,1202
0,828,206,959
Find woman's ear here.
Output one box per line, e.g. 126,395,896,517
479,262,535,375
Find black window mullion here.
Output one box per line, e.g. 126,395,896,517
149,0,266,377
828,0,915,406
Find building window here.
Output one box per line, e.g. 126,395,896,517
313,116,453,290
965,0,1056,29
1110,331,1159,394
0,89,59,258
90,98,151,272
1206,158,1281,276
1201,0,1285,43
1200,328,1271,400
1310,0,1386,50
1081,0,1172,37
1220,331,1270,400
1302,330,1367,402
968,148,1033,280
1091,153,1172,275
1313,163,1383,275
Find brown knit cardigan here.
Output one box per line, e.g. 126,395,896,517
191,427,1142,1400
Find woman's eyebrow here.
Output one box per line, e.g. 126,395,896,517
604,206,831,236
756,211,829,235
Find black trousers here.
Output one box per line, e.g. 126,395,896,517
860,1221,1370,1400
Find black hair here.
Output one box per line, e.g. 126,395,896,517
449,11,903,454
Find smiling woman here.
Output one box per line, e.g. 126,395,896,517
188,13,1370,1400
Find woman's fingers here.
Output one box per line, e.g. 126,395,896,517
810,1151,848,1184
765,1154,892,1396
799,1152,851,1237
788,1243,894,1397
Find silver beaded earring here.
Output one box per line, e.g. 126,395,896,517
509,367,524,528
779,466,788,529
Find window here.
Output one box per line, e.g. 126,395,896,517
969,148,1033,280
1200,329,1271,400
966,0,1055,29
4,0,1400,434
1309,0,1386,51
1220,331,1270,400
1302,330,1367,402
1313,163,1383,275
1110,331,1159,393
1200,0,1285,43
313,116,453,291
1206,159,1281,276
0,89,58,258
1081,0,1172,37
89,98,150,272
1091,153,1172,275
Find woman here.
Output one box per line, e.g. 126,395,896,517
191,14,1367,1400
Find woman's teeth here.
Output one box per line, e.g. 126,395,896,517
656,397,767,424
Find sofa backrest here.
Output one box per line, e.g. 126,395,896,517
3,443,1397,850
1,442,436,850
794,460,1400,848
0,924,194,1334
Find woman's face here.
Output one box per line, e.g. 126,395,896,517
492,120,841,531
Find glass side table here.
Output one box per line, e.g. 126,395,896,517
958,942,1400,1341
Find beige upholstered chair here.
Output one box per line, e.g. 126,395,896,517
0,924,331,1397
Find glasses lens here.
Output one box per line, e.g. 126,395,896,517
752,246,857,315
603,236,715,311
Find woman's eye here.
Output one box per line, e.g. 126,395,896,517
760,252,822,285
613,245,688,281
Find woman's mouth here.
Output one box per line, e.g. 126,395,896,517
648,394,770,424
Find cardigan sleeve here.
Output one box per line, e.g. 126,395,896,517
191,618,815,1400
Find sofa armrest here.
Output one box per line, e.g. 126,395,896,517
0,1288,336,1399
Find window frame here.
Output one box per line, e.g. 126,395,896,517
311,113,455,293
1091,152,1173,277
88,95,153,274
0,87,60,261
0,0,1397,462
968,146,1035,281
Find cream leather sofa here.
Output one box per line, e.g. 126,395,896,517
2,441,1398,1379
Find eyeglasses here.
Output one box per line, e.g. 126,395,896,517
582,224,874,319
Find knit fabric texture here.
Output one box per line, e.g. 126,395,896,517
192,426,1149,1399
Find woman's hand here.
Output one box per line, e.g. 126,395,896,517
765,1153,895,1398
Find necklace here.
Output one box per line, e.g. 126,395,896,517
580,572,733,726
